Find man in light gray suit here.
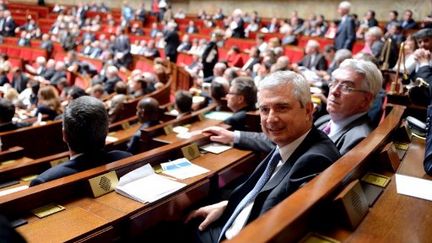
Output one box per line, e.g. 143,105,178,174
204,59,382,155
334,1,356,50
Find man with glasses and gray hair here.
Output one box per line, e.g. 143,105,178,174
204,59,382,155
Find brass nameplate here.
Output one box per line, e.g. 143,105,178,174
50,157,69,167
88,171,119,198
198,113,205,121
1,160,16,165
121,121,131,130
394,143,409,151
21,175,38,182
164,124,174,135
300,232,340,243
181,143,200,160
32,203,65,218
361,172,390,188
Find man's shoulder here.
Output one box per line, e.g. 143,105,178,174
106,150,132,161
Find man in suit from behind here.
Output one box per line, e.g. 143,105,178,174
205,59,382,156
186,71,340,242
30,96,131,186
127,97,161,154
334,1,356,50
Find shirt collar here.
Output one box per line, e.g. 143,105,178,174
70,153,84,160
329,112,367,137
278,129,311,163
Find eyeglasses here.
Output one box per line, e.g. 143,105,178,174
328,79,370,94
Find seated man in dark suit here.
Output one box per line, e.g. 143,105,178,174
224,77,257,131
0,99,29,132
412,28,432,93
205,59,382,155
127,97,161,154
175,90,193,119
30,96,131,186
297,40,327,71
186,71,340,242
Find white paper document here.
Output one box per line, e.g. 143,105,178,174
0,185,29,197
204,111,233,121
161,158,209,180
115,164,186,203
395,174,432,201
200,143,232,154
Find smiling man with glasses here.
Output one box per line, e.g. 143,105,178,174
204,59,382,156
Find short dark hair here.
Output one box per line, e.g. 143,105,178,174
175,90,193,114
137,97,160,121
63,96,108,153
114,81,128,94
390,10,399,17
0,99,15,123
211,81,227,102
231,77,257,107
67,86,87,100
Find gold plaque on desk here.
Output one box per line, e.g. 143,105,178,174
198,113,206,121
32,203,65,218
88,171,119,198
334,179,369,229
121,121,131,130
361,172,390,188
300,232,340,243
163,124,174,135
181,143,200,160
49,157,68,167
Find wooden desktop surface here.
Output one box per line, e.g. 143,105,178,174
321,137,431,242
15,147,255,242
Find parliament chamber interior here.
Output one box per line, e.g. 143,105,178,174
0,0,431,242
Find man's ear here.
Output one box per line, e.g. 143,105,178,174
361,93,374,110
305,101,314,121
62,127,67,144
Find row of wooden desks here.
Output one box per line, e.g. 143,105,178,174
11,146,256,242
314,137,431,242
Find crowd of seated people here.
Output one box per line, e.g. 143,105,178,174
0,1,432,241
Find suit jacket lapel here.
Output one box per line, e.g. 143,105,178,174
260,128,317,192
332,114,369,144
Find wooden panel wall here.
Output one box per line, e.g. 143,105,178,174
15,0,432,21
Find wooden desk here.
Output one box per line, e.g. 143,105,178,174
14,147,256,242
318,137,431,242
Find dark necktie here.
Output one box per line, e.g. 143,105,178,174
218,150,282,242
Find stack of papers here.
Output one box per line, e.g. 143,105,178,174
161,158,209,180
201,143,232,154
204,111,233,121
115,164,186,203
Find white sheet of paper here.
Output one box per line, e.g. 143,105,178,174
201,143,232,154
106,136,118,143
204,111,233,121
0,185,29,197
161,158,209,180
395,174,432,201
116,164,186,203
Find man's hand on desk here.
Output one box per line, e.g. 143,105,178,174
185,200,228,231
202,127,234,144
